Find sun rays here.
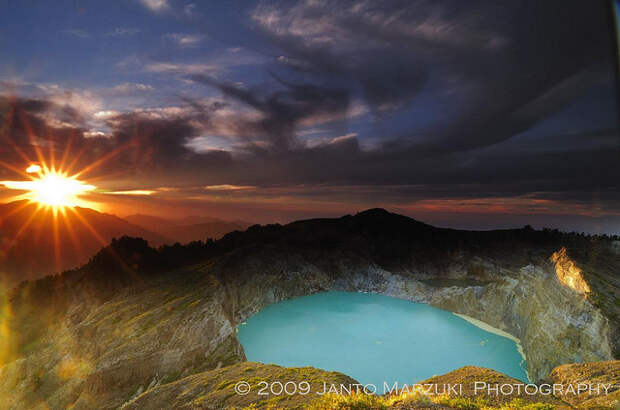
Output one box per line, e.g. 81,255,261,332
0,96,139,285
1,166,96,209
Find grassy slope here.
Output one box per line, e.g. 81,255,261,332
118,363,620,409
547,360,620,408
121,362,359,409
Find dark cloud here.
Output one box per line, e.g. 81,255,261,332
251,0,614,151
107,114,196,166
0,97,114,183
0,96,89,165
0,96,229,179
106,112,234,178
191,74,350,152
1,90,618,206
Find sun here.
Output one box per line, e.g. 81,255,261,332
1,165,96,209
29,171,95,207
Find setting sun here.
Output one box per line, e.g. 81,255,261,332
1,166,96,209
29,171,95,207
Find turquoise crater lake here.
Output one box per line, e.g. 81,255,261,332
237,291,529,387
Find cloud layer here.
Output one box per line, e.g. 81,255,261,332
1,0,618,231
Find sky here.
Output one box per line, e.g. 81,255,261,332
0,0,619,233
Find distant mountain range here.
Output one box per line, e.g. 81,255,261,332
0,201,249,287
124,213,250,245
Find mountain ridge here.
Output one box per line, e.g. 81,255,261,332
125,213,250,245
0,200,251,288
0,200,167,287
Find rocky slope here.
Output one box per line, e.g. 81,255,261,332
0,209,618,408
121,362,358,409
120,363,620,409
547,360,620,408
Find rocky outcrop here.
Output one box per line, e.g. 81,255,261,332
547,360,620,408
550,247,591,294
408,366,569,407
121,362,358,409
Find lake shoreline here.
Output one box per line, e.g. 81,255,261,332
453,312,531,382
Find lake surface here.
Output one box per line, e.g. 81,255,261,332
238,291,529,388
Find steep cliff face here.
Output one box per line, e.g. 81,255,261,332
408,263,610,382
0,209,617,408
0,269,245,409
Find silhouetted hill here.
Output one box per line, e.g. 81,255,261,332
0,200,166,287
209,208,618,270
124,214,177,228
11,208,618,305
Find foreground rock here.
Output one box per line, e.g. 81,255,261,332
121,362,616,409
121,362,358,409
547,360,620,408
410,366,569,407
